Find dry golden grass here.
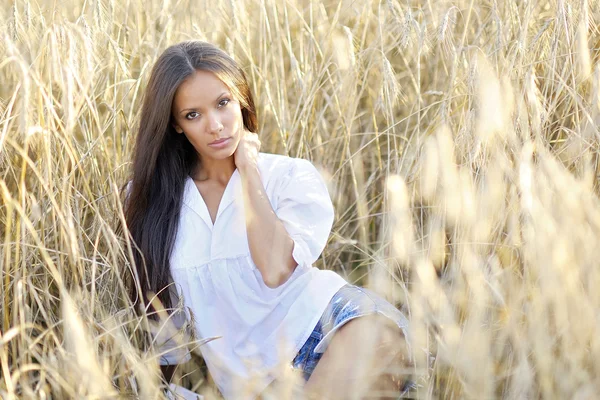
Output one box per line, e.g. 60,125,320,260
2,0,600,398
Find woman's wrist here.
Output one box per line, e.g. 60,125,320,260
237,162,259,177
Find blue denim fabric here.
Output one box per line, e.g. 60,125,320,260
291,284,411,383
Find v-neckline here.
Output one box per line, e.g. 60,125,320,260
187,168,240,230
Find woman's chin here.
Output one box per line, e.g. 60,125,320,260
199,147,236,160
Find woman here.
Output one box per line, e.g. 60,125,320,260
124,40,412,399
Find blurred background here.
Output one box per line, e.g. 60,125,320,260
1,0,600,398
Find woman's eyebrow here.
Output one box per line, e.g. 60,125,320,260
178,92,230,114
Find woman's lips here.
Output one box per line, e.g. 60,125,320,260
208,137,232,148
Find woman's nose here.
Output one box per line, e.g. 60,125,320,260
207,112,224,133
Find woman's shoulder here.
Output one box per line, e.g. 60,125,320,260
257,152,295,178
258,152,332,202
258,151,293,166
258,152,318,176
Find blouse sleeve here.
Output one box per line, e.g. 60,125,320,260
124,180,133,208
275,158,335,270
152,287,192,366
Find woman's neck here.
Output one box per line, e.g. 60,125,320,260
193,155,236,184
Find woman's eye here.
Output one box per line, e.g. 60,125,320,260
186,111,200,120
218,98,230,107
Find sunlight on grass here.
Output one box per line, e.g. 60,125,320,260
1,0,600,398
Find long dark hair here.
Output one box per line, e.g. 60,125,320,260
122,41,258,313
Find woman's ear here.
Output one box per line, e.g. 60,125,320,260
172,123,183,134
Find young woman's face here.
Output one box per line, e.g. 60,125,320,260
171,70,244,162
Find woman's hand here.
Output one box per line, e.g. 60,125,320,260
234,130,261,171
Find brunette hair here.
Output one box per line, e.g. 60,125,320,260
121,40,257,313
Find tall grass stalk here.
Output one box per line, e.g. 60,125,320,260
1,0,600,398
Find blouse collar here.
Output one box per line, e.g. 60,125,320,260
182,168,241,231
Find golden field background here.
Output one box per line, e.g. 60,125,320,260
1,0,600,398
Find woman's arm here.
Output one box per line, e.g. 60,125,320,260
239,164,297,288
234,131,299,288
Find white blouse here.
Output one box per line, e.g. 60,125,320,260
155,152,348,399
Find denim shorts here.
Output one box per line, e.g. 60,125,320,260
290,284,411,383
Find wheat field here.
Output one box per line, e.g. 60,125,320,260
1,0,600,398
